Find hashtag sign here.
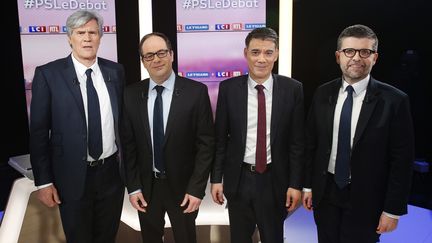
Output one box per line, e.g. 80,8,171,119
183,0,192,9
24,0,34,8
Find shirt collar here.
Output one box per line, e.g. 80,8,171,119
149,71,175,91
342,74,369,95
247,75,273,92
71,53,100,78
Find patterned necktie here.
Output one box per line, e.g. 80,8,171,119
86,68,102,160
334,85,354,188
153,85,165,173
255,84,266,173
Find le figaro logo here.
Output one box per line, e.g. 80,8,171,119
23,0,108,10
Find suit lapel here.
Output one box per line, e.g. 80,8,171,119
62,56,86,122
325,79,342,145
270,75,282,145
353,78,379,147
238,77,248,146
138,80,152,149
99,62,119,124
164,77,184,144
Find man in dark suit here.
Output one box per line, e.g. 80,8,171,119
302,24,415,243
121,32,215,243
30,10,125,243
210,27,305,243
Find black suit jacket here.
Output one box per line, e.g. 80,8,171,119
305,77,414,221
30,55,125,201
211,74,305,202
121,76,215,202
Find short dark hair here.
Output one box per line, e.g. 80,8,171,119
337,24,378,51
139,32,173,57
245,27,279,49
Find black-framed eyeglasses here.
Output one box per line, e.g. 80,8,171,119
339,48,376,58
142,49,170,62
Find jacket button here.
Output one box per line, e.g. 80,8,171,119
82,156,86,161
322,171,327,175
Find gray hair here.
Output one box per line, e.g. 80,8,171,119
66,10,104,37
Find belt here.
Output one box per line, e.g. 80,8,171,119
242,162,272,173
153,171,167,179
87,153,116,167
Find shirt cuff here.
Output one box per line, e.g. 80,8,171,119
383,211,400,219
37,183,53,190
302,188,312,192
129,189,142,195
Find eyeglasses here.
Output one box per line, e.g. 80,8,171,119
142,49,170,62
339,48,376,58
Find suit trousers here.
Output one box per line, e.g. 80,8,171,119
58,155,124,243
138,177,198,243
226,164,287,243
313,173,380,243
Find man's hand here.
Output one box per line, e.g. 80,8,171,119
181,194,202,213
286,188,301,212
302,191,313,211
211,183,224,205
376,213,399,234
37,185,61,207
129,192,147,212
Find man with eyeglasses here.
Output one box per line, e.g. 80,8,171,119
302,24,414,243
120,32,215,243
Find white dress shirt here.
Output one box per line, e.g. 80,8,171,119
72,54,117,161
243,76,273,165
327,76,369,173
147,71,175,172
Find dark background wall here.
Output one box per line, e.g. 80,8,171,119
3,0,430,210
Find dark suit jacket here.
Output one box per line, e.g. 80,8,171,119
305,77,414,223
30,55,125,201
211,74,305,202
121,76,215,202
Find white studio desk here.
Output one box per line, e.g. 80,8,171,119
0,154,230,243
0,176,38,243
120,182,229,231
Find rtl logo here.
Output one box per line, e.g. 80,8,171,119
231,23,242,30
48,25,60,33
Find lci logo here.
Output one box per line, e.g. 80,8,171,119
29,26,46,32
215,24,230,30
215,71,241,77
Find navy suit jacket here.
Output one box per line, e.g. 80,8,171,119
30,55,125,201
121,76,215,202
305,77,414,224
211,74,305,203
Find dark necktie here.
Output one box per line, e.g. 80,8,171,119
86,68,103,160
334,85,354,188
255,84,266,173
153,85,165,173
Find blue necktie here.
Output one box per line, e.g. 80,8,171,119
153,85,165,173
334,85,354,189
86,69,102,160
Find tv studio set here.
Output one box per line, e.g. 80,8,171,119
1,0,431,242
